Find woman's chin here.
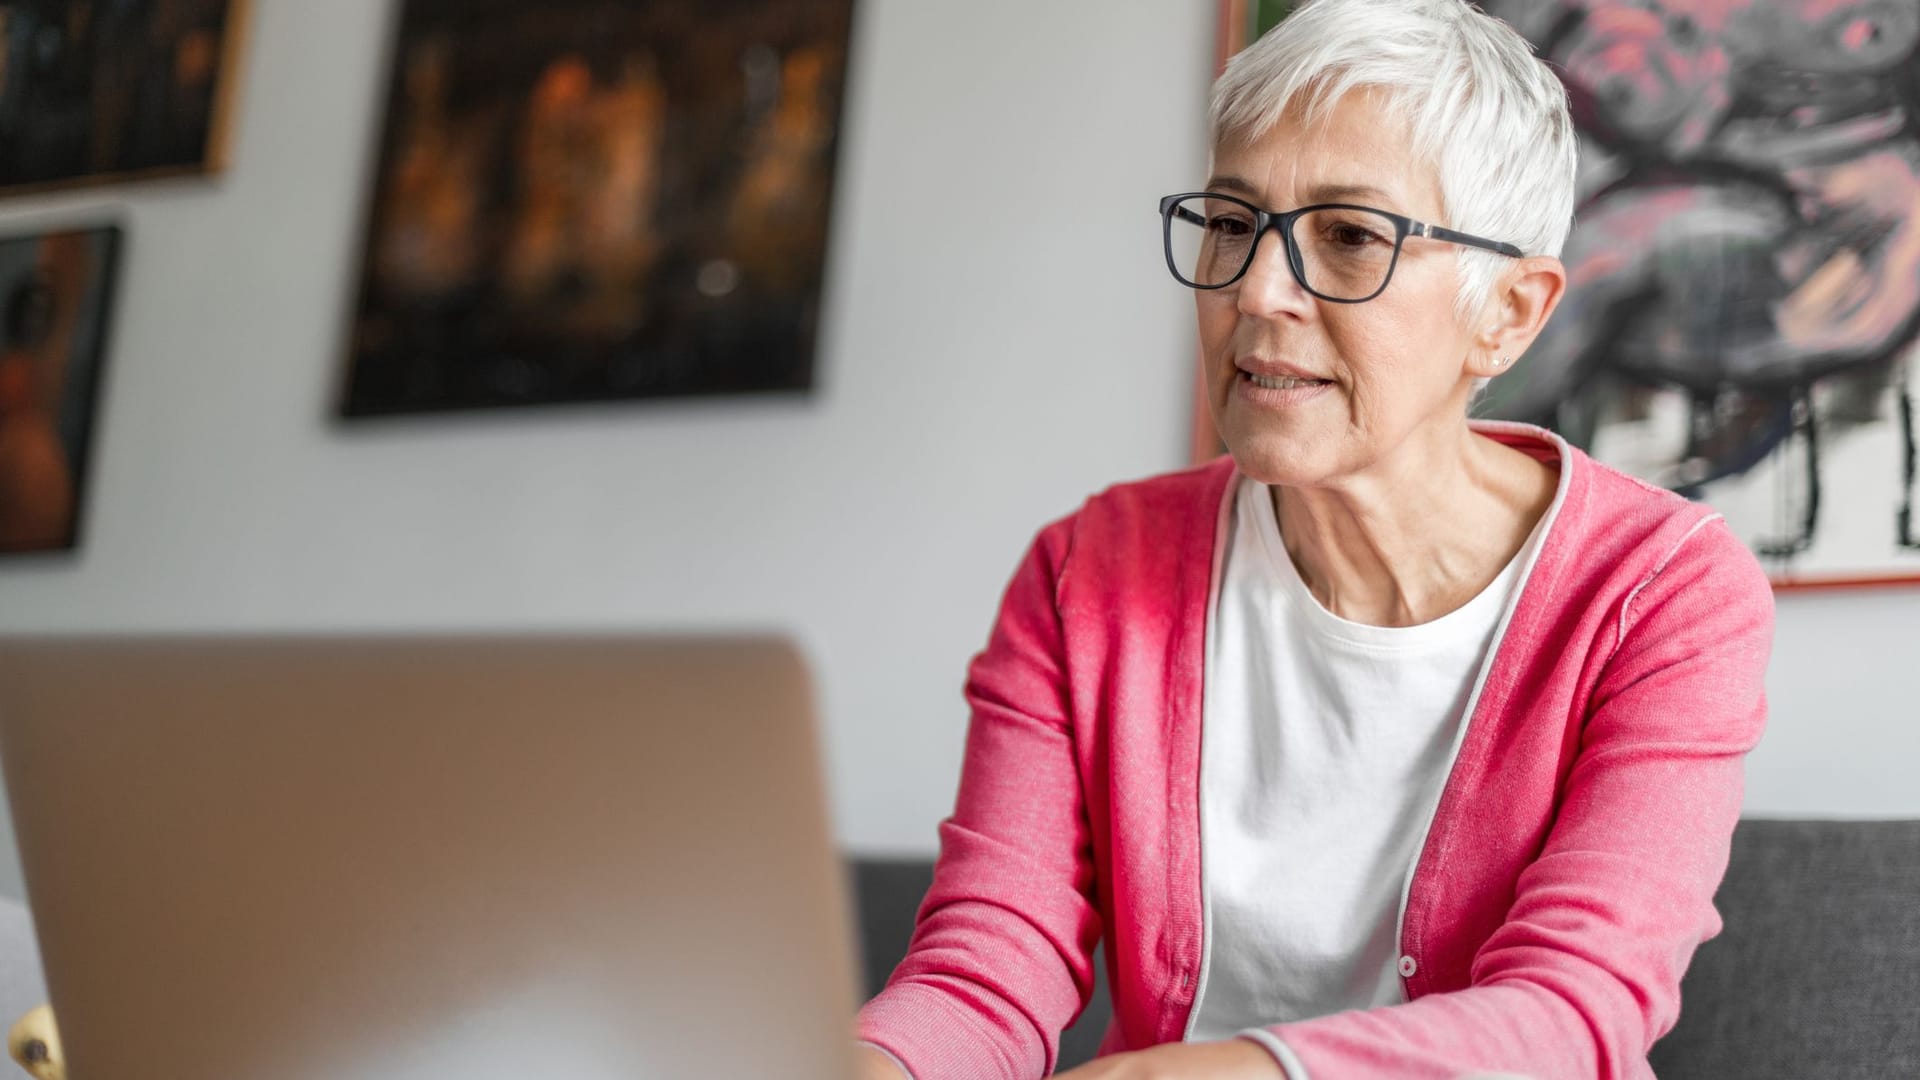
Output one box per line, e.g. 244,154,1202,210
1223,431,1343,489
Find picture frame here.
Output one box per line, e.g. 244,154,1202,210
0,222,121,557
336,0,857,419
0,0,250,196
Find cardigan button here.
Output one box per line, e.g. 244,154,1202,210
1398,955,1418,978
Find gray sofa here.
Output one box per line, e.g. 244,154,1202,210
852,818,1920,1077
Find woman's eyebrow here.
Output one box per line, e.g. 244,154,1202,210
1304,182,1398,205
1203,175,1262,196
1202,176,1403,209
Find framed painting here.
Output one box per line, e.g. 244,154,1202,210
0,0,250,195
0,223,121,556
1216,0,1297,68
337,0,856,419
1199,0,1920,590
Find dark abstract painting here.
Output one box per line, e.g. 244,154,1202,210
0,0,247,194
338,0,855,419
0,225,119,555
1475,0,1920,587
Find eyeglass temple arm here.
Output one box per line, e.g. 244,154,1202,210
1410,220,1525,258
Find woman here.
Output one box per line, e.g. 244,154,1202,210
855,1,1773,1077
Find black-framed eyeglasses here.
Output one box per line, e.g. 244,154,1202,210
1159,191,1525,303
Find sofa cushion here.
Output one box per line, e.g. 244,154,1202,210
1649,818,1920,1079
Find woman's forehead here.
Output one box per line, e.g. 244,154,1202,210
1208,94,1440,215
1205,173,1407,210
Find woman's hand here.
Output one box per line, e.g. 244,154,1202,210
852,1043,910,1079
1053,1038,1284,1079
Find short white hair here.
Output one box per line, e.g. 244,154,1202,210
1209,0,1577,324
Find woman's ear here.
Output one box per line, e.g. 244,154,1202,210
1470,255,1567,378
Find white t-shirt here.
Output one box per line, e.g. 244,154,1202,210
1184,475,1542,1068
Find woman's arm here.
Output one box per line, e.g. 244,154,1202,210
855,513,1105,1080
1241,517,1774,1080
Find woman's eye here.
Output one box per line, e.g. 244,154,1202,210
1208,216,1255,237
1329,224,1383,247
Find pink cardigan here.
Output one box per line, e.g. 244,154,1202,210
856,422,1774,1079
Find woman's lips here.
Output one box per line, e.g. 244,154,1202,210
1235,368,1333,406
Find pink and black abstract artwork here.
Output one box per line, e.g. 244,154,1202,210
1477,0,1920,587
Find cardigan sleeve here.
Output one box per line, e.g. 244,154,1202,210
1248,515,1775,1080
855,513,1104,1080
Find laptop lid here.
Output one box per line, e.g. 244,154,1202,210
0,634,860,1080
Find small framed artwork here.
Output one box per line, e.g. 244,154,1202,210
337,0,857,419
1197,0,1920,590
0,223,121,556
0,0,250,195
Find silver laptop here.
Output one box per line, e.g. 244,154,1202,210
0,635,860,1080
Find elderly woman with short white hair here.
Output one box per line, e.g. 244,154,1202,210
853,1,1774,1077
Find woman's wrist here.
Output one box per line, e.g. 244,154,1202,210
853,1041,911,1079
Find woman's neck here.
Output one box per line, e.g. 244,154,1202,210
1269,426,1556,627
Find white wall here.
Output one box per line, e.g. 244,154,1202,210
1,0,1917,905
0,0,1211,901
1748,590,1920,817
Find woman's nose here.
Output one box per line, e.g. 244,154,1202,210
1235,224,1314,318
